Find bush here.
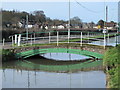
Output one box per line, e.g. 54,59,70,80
103,45,120,88
2,49,16,62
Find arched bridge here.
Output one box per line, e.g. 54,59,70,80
15,48,103,59
4,30,109,60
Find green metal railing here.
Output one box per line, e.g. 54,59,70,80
15,30,103,35
16,48,103,59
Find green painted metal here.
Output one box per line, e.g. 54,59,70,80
16,48,103,59
16,60,103,72
16,30,104,36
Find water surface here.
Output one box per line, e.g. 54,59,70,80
2,53,106,88
90,35,120,46
2,69,106,88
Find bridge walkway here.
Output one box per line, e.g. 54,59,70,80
16,48,103,59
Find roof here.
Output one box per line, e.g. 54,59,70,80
106,22,116,27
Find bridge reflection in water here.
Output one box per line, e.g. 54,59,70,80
2,52,106,88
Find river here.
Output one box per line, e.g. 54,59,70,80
90,35,120,46
2,53,106,88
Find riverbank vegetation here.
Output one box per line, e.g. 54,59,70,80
1,49,16,62
103,44,120,88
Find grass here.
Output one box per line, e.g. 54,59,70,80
60,33,118,43
103,44,120,88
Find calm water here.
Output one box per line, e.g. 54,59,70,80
2,53,106,88
41,53,91,61
90,35,120,46
2,69,106,88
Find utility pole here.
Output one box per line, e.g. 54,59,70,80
103,6,108,49
106,6,108,25
26,15,28,43
106,6,108,46
68,0,70,43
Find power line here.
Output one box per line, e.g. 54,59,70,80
74,0,103,13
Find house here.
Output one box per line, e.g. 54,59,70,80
105,22,117,30
75,26,80,29
33,24,39,29
88,23,96,28
25,25,33,28
45,26,48,30
51,25,57,29
93,26,99,29
18,22,23,28
57,25,65,29
93,25,101,29
82,23,89,29
65,24,69,29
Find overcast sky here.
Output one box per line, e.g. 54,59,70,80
2,1,118,23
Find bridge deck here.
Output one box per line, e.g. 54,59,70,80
16,48,103,59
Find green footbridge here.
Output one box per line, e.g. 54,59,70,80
16,48,103,59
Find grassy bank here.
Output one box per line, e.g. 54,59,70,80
103,44,120,88
1,49,16,62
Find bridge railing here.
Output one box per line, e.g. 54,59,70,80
6,30,119,48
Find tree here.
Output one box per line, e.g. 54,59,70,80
70,16,82,28
70,16,82,24
97,19,105,28
2,10,29,28
33,10,46,23
89,21,95,28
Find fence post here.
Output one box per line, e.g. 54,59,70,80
57,31,59,46
31,35,32,45
3,38,5,46
81,32,83,46
12,36,14,46
18,34,21,46
108,33,109,43
68,29,70,43
117,34,118,45
115,34,118,45
104,33,106,49
34,33,35,43
88,32,89,43
15,35,17,44
49,32,51,44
